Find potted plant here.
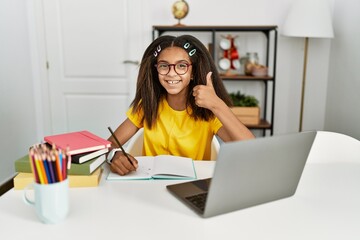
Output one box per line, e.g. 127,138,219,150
229,91,260,125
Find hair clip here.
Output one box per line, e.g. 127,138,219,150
184,42,196,56
189,49,196,56
153,45,161,57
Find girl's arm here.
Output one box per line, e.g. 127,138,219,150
211,101,255,142
108,118,139,146
192,72,255,142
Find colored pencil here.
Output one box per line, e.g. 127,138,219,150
42,155,51,183
51,155,59,182
45,154,56,183
34,154,45,184
28,143,69,184
28,149,39,183
39,154,48,184
60,150,67,180
55,151,63,182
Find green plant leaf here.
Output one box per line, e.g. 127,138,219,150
229,91,259,107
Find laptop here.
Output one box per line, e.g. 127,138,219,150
166,131,317,218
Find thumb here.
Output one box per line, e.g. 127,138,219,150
206,72,214,88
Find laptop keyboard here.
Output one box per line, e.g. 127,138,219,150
185,192,208,212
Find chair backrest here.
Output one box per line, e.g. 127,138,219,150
307,131,360,163
125,128,144,156
125,128,220,160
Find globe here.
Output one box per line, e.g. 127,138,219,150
172,0,189,25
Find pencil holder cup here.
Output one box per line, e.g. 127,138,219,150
23,179,69,224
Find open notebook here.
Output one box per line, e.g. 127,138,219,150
107,155,196,180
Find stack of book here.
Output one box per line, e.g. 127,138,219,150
13,130,111,189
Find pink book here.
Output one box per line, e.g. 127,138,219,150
44,130,111,155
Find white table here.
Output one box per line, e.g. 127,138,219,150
1,131,359,240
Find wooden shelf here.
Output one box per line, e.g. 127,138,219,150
220,74,274,81
245,119,271,129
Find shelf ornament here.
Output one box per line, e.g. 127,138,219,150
172,0,189,26
219,35,241,75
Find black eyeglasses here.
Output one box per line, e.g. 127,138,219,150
155,62,192,75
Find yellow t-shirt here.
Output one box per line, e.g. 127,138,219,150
126,99,222,160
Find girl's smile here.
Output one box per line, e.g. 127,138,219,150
165,80,181,85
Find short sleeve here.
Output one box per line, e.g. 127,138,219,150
211,117,223,134
126,107,144,128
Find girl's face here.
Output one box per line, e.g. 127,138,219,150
156,47,192,97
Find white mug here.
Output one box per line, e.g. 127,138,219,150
23,179,69,224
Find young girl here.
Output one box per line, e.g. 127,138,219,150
108,35,255,175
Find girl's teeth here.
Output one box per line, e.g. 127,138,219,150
168,80,179,84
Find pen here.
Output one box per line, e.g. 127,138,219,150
107,126,135,168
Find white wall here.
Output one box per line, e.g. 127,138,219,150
1,0,359,184
0,0,38,184
325,0,360,139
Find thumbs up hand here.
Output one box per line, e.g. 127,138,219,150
192,72,221,111
205,71,214,88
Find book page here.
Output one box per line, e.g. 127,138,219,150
152,155,196,179
106,157,154,180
